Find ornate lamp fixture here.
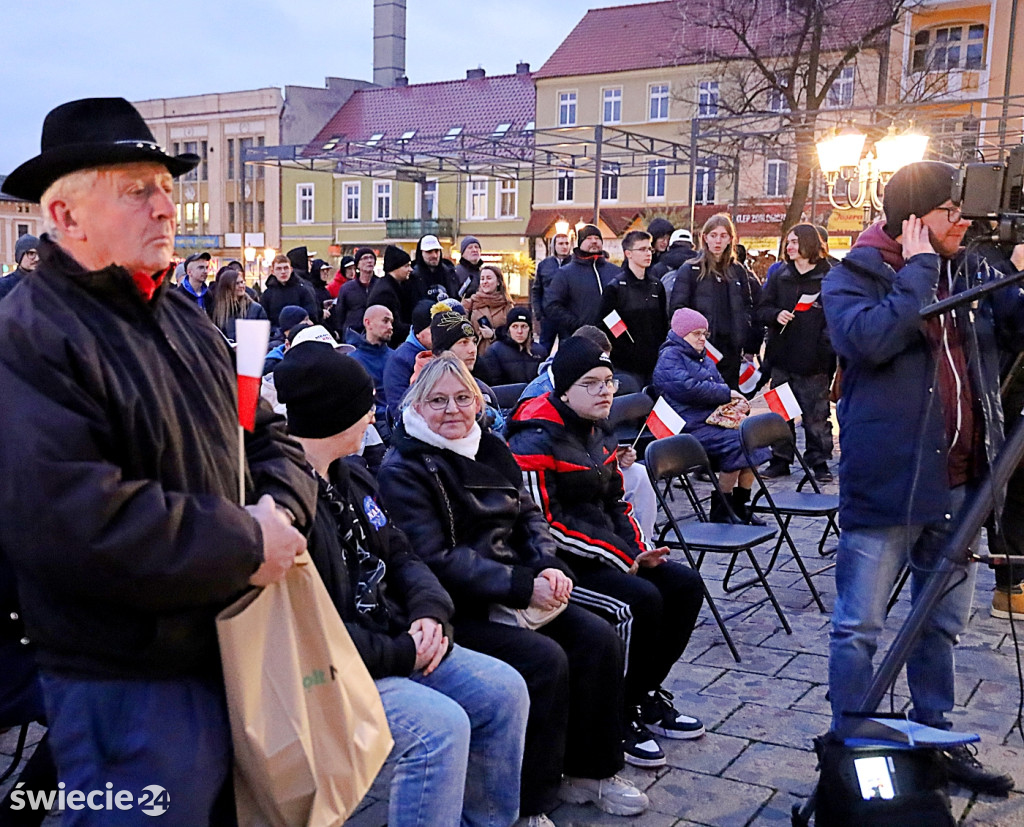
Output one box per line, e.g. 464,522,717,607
817,126,929,210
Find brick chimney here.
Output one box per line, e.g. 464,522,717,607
373,0,406,87
466,67,486,80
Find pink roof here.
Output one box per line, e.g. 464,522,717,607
535,0,894,80
310,72,535,146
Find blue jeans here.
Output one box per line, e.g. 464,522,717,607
376,645,528,827
828,487,977,732
39,673,231,826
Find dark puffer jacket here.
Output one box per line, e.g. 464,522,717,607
261,273,319,328
308,458,454,679
506,394,648,574
412,242,459,301
650,242,698,282
652,332,732,427
333,276,373,336
475,334,547,387
378,423,572,618
366,272,412,342
669,261,750,351
545,252,622,341
0,237,316,680
756,259,833,375
597,269,668,381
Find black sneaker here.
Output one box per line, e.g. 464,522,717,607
761,461,791,479
623,712,665,768
640,689,705,740
940,744,1014,796
813,463,834,483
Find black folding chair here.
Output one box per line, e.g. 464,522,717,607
0,722,30,784
646,434,791,662
491,382,528,413
607,393,654,453
739,412,840,613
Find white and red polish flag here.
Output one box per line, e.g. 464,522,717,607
794,292,820,312
645,397,687,440
738,361,762,394
603,310,628,338
235,319,271,431
764,382,803,421
704,340,723,364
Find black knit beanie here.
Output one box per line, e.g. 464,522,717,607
412,300,434,335
430,302,477,354
383,244,411,273
552,336,613,396
274,342,375,438
506,306,532,328
577,224,602,245
883,161,958,238
354,246,377,266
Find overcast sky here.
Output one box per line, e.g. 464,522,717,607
2,0,653,176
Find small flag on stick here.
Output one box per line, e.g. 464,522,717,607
738,361,762,395
704,340,723,364
794,292,820,312
764,382,802,421
645,397,687,440
603,309,634,342
235,319,271,432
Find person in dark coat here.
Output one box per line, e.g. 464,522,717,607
331,246,376,338
533,233,572,351
367,245,416,344
383,300,434,420
755,223,834,481
597,230,668,386
646,217,674,268
0,233,40,302
669,214,751,389
308,257,334,311
822,161,1024,794
412,234,459,301
651,229,698,286
378,354,649,821
206,265,268,340
261,253,319,329
177,251,211,309
286,245,312,289
346,304,394,438
507,337,706,770
274,344,529,827
653,309,770,522
0,97,316,827
545,225,622,343
476,305,547,387
455,236,483,299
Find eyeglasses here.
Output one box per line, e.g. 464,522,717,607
688,330,708,339
425,393,476,411
627,246,653,254
936,205,963,223
574,378,620,396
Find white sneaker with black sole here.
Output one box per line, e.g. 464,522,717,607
623,712,666,767
641,688,705,740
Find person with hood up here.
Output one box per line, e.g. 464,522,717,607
646,218,674,268
332,247,377,338
367,245,416,344
545,225,622,343
463,263,515,358
532,233,573,351
756,223,834,481
261,253,319,329
597,230,668,386
308,257,334,310
286,245,311,284
821,160,1024,795
455,236,483,299
275,343,530,827
651,229,698,288
327,255,355,298
476,306,547,387
412,234,459,301
0,234,40,302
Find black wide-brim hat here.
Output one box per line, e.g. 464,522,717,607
2,97,200,203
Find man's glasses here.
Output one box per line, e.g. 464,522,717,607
936,205,962,223
425,393,476,411
574,378,620,396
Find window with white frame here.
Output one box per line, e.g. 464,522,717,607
698,81,719,117
417,180,438,219
467,177,488,219
826,65,855,108
603,88,622,124
649,84,669,120
767,74,789,112
647,160,667,199
766,159,789,197
373,180,391,222
558,91,577,126
296,183,314,223
556,170,574,203
498,179,518,218
601,163,620,202
694,163,716,204
343,182,360,222
912,24,986,72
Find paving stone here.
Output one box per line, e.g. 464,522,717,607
645,770,773,827
721,742,817,797
774,652,828,684
664,663,729,696
662,731,749,776
549,804,691,827
701,673,812,709
715,704,830,751
958,791,1024,826
693,645,796,677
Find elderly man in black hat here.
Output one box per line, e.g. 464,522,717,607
0,98,315,826
545,225,622,344
822,160,1024,794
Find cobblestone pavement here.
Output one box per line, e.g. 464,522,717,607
4,410,1024,826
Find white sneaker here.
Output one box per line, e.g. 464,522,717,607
513,815,555,827
559,775,649,816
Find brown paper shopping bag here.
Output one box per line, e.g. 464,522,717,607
217,553,392,827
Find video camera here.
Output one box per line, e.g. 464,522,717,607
954,144,1024,245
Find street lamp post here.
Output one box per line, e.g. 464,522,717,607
816,126,929,211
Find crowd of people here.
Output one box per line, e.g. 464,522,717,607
1,97,1023,827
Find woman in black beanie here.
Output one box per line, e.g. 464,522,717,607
476,305,547,387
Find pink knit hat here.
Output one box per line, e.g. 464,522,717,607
671,308,709,338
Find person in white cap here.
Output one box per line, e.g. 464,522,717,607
412,234,459,301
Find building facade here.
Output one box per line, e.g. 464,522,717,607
0,178,42,273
